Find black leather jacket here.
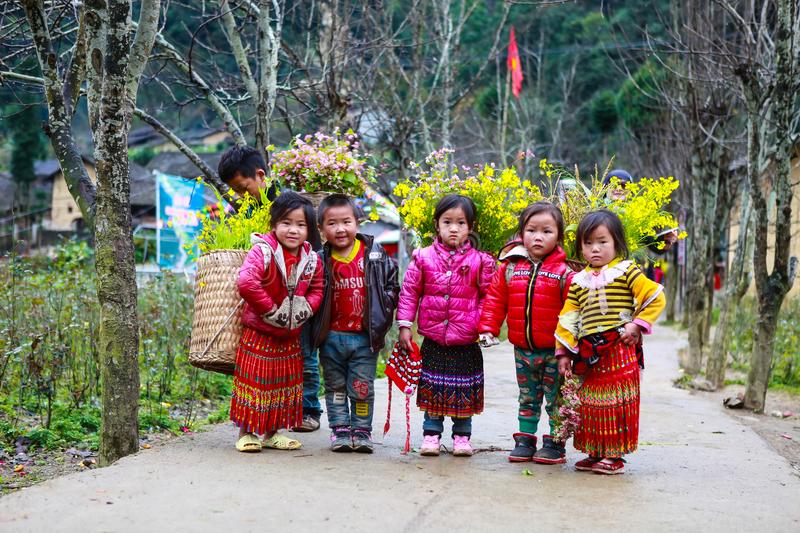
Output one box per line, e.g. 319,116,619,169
311,233,400,353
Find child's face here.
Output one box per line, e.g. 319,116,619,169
436,207,470,248
522,212,559,260
320,205,358,252
274,208,308,254
228,169,267,199
582,224,617,268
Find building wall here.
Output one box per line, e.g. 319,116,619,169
727,156,800,296
46,163,96,231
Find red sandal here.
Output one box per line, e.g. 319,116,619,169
574,456,600,471
592,458,626,475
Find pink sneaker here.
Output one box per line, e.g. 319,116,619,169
420,434,441,456
453,435,473,457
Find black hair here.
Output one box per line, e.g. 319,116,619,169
518,201,565,243
218,145,267,183
434,194,476,228
575,209,629,260
269,191,322,250
434,194,478,248
317,193,360,225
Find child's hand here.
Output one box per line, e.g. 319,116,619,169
399,327,414,351
557,356,572,377
620,322,642,346
479,333,499,347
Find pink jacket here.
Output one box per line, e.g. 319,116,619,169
397,239,496,346
238,232,324,338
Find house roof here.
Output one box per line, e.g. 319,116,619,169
145,151,222,180
130,163,155,207
129,125,231,149
34,155,95,180
32,158,156,207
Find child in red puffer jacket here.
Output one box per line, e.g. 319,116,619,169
479,201,573,464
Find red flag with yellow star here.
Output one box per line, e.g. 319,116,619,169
507,26,523,98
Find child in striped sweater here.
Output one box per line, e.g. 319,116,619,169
555,209,665,475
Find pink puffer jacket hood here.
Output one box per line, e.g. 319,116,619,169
396,239,496,346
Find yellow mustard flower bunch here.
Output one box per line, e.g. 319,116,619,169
194,183,272,254
550,162,684,261
394,149,542,254
464,165,543,253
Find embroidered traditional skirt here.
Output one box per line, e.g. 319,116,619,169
230,327,303,434
417,338,484,418
573,340,640,458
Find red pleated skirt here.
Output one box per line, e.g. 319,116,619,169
230,326,303,435
573,340,640,458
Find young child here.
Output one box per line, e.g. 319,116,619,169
232,191,324,452
479,201,574,464
397,194,495,457
555,209,665,474
311,194,399,453
219,146,322,432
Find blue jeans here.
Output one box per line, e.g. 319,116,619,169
300,324,322,418
423,412,472,438
319,331,377,431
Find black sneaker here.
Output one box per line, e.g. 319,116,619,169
532,434,566,464
330,426,353,453
509,432,537,462
351,429,374,454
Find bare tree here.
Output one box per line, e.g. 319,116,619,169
17,0,162,464
717,0,800,411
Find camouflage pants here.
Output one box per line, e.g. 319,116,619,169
514,347,560,435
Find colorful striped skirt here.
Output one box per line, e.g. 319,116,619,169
573,340,640,458
417,338,484,418
230,327,303,435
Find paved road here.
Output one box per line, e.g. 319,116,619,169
1,328,799,532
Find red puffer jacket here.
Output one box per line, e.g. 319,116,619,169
238,232,324,338
479,244,573,350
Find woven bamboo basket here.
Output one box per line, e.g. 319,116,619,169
189,249,247,375
299,190,334,208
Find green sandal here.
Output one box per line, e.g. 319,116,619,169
262,433,302,450
235,433,262,453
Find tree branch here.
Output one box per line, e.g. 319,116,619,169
126,0,162,106
133,107,231,196
20,0,97,227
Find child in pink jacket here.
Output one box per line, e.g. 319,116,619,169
397,195,496,457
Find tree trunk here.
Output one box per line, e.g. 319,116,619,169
685,147,718,373
742,0,798,412
665,250,679,322
707,190,752,388
93,0,142,466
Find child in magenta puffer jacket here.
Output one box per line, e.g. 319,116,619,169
397,195,496,457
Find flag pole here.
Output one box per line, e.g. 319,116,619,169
500,67,512,167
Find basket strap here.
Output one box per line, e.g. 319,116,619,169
199,298,245,360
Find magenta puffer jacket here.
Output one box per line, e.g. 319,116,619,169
396,239,496,346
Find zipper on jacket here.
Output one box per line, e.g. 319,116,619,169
288,287,295,329
364,240,373,349
525,260,541,350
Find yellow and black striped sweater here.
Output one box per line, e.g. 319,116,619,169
555,259,665,353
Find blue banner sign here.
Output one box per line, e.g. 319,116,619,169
155,171,209,270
